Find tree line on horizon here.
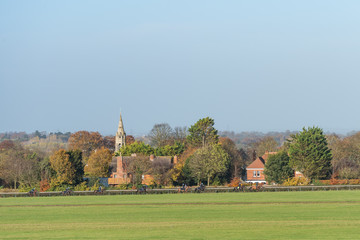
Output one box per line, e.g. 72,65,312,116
1,119,360,190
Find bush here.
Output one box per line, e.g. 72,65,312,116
282,177,310,186
228,177,241,187
74,182,89,191
40,179,51,192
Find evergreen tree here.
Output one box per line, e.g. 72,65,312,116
187,117,218,147
288,127,332,180
264,151,294,184
67,150,84,185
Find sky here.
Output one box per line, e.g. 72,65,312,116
1,1,360,136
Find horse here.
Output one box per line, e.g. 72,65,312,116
93,189,105,195
137,185,147,194
178,186,190,193
194,184,205,193
27,189,38,197
62,189,73,196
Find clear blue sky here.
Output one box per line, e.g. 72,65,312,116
1,1,360,136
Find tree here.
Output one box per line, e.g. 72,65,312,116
264,151,294,184
288,127,332,180
67,150,84,185
220,137,248,179
188,144,229,186
126,135,136,145
86,147,113,177
187,117,218,147
123,155,151,185
155,142,185,156
0,143,40,188
149,123,174,147
150,159,173,186
252,136,279,157
68,131,103,159
173,126,188,143
49,149,75,185
119,141,154,156
102,136,115,152
328,134,360,179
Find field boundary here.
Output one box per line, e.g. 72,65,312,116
1,185,360,198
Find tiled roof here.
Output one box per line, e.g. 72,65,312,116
247,158,265,169
246,152,277,169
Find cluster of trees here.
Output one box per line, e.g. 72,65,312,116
264,127,332,184
3,122,360,190
119,117,250,186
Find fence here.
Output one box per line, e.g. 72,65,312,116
1,185,360,198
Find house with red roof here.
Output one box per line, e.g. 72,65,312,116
246,152,277,183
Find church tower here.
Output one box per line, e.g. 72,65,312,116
115,113,126,152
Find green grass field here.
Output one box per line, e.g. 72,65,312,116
1,191,360,239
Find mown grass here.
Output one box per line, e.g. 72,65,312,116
1,191,360,239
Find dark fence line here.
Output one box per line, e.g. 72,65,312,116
1,185,360,198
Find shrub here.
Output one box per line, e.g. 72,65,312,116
74,182,89,191
40,179,51,192
282,177,310,186
228,177,241,187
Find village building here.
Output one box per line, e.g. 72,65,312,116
246,152,277,183
246,151,305,184
108,114,177,186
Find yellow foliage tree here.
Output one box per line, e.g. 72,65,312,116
49,149,75,185
85,147,113,177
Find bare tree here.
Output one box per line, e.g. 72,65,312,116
151,159,172,186
173,126,188,143
149,123,174,147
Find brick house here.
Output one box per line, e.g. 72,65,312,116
246,152,277,183
108,154,178,186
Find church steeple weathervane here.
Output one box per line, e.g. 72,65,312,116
115,113,126,152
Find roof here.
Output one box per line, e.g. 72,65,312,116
246,152,277,169
247,158,265,169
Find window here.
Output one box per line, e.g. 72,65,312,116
253,171,256,177
257,171,260,177
114,174,117,178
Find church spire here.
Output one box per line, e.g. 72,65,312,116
115,113,126,152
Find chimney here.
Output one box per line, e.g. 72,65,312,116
173,155,178,164
150,155,155,161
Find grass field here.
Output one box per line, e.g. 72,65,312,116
1,191,360,239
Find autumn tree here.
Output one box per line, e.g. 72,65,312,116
187,117,218,147
68,131,103,159
85,147,113,177
252,136,279,157
49,149,84,186
149,123,174,147
328,134,360,179
126,135,136,145
188,144,229,186
264,151,294,184
288,127,332,180
0,143,40,188
102,136,115,152
49,149,75,185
